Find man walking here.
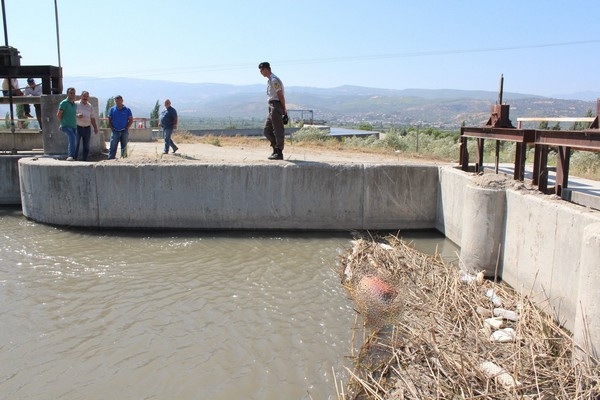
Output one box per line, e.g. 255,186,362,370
259,62,287,160
159,99,179,154
108,95,133,159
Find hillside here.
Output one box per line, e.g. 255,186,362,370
6,77,598,130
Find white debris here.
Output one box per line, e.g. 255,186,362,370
485,288,503,307
490,327,517,343
484,317,503,330
479,361,520,389
378,243,394,251
493,308,518,321
460,270,484,284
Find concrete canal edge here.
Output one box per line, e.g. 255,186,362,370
11,157,600,363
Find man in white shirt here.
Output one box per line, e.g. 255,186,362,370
24,78,42,124
75,90,99,161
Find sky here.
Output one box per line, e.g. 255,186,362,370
1,0,599,98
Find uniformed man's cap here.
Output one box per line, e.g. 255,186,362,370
258,62,270,70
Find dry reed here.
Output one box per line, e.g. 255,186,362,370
335,233,599,399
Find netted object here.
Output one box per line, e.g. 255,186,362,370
336,234,599,399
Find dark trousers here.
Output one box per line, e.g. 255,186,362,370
76,125,92,161
34,104,42,129
263,101,285,150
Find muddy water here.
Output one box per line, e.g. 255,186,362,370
0,207,458,399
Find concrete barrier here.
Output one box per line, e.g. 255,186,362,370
0,154,29,204
0,131,43,151
437,166,600,359
459,184,506,276
18,158,439,230
574,223,600,364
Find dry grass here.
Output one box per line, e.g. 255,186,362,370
335,234,599,399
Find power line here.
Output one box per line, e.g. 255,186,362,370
79,39,600,79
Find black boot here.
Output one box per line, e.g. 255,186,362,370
268,148,283,160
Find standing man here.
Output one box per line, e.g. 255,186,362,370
108,95,133,159
75,91,99,161
24,78,42,127
159,99,179,154
259,62,287,160
2,78,22,96
56,87,78,161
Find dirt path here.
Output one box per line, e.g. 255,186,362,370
97,137,450,166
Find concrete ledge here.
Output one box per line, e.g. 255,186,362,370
18,158,439,230
562,188,600,211
0,154,33,204
0,131,43,151
0,96,41,104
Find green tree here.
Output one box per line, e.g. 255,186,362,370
150,100,160,128
358,122,373,131
538,121,549,130
551,122,561,131
571,109,593,130
101,97,115,128
16,105,29,129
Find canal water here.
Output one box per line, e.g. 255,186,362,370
0,206,458,399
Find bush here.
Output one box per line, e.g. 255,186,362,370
291,126,330,143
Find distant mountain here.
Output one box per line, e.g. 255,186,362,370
5,77,598,129
551,91,599,102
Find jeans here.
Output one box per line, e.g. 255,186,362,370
163,127,177,153
60,126,77,158
108,129,129,159
76,125,92,161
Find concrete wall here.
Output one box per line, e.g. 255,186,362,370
0,154,29,204
436,166,600,360
0,131,43,151
18,159,439,230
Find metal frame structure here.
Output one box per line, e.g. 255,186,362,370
460,77,600,196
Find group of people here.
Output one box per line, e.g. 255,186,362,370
56,89,133,161
3,61,287,162
55,90,179,161
2,77,43,128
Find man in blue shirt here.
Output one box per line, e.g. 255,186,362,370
159,99,179,154
108,95,133,159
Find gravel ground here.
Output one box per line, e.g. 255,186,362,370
94,137,449,166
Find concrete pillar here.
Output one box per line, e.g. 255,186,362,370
573,223,600,366
40,94,104,158
459,184,506,278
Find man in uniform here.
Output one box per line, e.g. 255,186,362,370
259,62,287,160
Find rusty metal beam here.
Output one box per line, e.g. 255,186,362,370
0,65,62,94
555,146,571,196
461,127,535,142
535,130,600,150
